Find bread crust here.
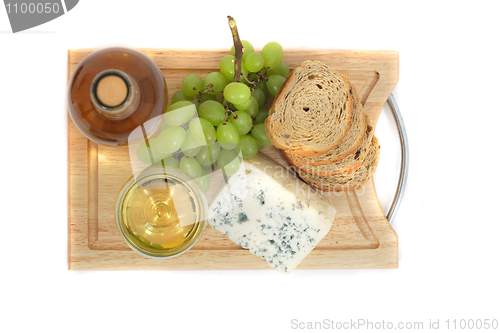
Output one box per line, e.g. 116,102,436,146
285,152,364,177
296,137,380,192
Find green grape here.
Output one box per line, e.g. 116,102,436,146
203,72,227,95
256,79,270,96
189,118,205,144
238,134,259,159
164,103,196,126
252,88,266,109
262,41,284,70
231,40,255,61
189,118,216,144
147,138,168,161
219,55,236,81
218,55,249,82
171,90,193,104
161,155,179,168
216,122,240,150
266,75,286,97
181,74,203,97
199,93,217,103
218,149,241,176
267,61,290,78
181,130,202,157
198,100,226,126
223,82,251,105
251,123,273,147
137,142,154,164
179,156,203,179
233,97,252,111
191,99,200,110
243,96,259,118
245,52,265,72
254,109,269,124
156,126,186,154
166,100,194,112
232,144,241,156
160,121,169,132
196,168,210,193
200,118,216,143
196,142,221,167
228,111,253,135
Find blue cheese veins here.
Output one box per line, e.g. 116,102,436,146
208,153,336,274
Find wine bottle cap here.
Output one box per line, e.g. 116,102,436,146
95,74,128,107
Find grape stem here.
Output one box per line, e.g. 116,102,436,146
195,84,224,102
227,15,243,82
261,67,270,80
241,73,255,85
242,67,270,90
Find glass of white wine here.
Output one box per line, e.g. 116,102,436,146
115,164,208,258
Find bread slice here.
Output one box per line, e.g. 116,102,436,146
285,111,375,177
265,60,353,157
285,108,369,168
296,137,380,192
283,78,366,166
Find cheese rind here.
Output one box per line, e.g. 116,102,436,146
208,153,336,273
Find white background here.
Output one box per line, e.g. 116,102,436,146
1,1,499,332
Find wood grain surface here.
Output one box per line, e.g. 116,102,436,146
68,49,399,270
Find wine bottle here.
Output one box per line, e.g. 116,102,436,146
67,47,168,146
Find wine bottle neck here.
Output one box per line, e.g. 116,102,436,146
90,69,141,120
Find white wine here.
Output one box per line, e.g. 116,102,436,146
116,166,207,258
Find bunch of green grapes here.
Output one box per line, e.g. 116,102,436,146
137,40,289,193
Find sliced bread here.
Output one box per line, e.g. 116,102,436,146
285,111,375,177
283,78,366,166
296,137,380,192
285,110,370,169
265,60,353,157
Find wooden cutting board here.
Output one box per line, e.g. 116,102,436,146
68,49,398,270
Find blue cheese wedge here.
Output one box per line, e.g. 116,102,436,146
208,153,336,274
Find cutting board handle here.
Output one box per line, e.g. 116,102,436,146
386,93,408,224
